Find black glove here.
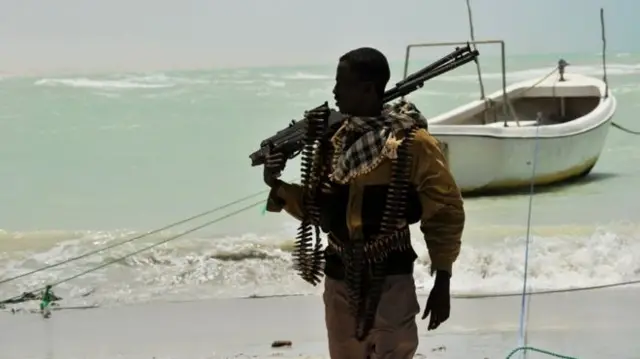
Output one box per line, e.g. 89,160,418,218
421,271,451,330
263,151,286,188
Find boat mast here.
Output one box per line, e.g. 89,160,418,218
464,0,485,101
599,8,609,99
464,0,490,124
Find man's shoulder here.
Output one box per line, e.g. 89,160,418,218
409,128,442,154
407,128,452,170
385,100,428,129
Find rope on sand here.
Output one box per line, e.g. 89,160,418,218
505,347,578,359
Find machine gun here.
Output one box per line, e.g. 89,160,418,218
249,44,479,167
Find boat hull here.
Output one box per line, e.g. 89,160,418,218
426,73,617,195
431,117,611,194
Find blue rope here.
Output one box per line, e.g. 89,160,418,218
518,114,542,352
507,116,581,359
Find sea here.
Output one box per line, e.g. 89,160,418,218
1,52,640,310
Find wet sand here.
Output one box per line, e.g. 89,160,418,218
1,287,638,359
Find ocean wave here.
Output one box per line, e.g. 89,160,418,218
28,62,639,97
1,223,638,309
266,80,286,88
33,73,210,90
611,83,640,95
34,78,175,90
281,72,331,80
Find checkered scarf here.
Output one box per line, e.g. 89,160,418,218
329,100,427,184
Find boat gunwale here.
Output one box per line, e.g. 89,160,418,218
426,73,616,139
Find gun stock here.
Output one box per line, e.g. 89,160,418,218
249,44,479,167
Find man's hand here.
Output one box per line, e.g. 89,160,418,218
421,271,451,330
263,152,286,188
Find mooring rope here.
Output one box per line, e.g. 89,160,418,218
612,122,640,135
0,198,268,306
0,187,272,287
515,112,542,355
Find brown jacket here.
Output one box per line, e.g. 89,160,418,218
267,128,464,275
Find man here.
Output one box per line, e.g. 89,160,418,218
263,47,464,359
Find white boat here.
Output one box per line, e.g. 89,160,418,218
402,40,617,195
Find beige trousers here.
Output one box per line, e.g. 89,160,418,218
323,275,420,359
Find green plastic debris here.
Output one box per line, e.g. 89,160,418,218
39,285,53,318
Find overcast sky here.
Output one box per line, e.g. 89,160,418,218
0,0,637,73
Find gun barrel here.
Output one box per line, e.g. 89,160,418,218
249,45,480,167
383,49,478,102
398,44,472,86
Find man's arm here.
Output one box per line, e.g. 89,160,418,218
410,129,465,276
265,180,305,221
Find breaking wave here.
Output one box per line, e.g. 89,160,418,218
1,222,639,310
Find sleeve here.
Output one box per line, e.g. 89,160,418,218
410,129,465,275
265,180,305,221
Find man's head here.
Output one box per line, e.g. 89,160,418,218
333,47,391,116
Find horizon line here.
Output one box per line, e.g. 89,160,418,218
1,50,634,79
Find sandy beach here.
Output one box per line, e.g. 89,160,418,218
1,286,637,359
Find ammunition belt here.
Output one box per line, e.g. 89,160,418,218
345,126,419,340
327,227,412,262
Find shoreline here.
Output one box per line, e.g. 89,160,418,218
3,281,638,315
1,287,638,358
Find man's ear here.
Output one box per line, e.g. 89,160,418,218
362,81,376,95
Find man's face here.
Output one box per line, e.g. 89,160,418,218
333,61,375,115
